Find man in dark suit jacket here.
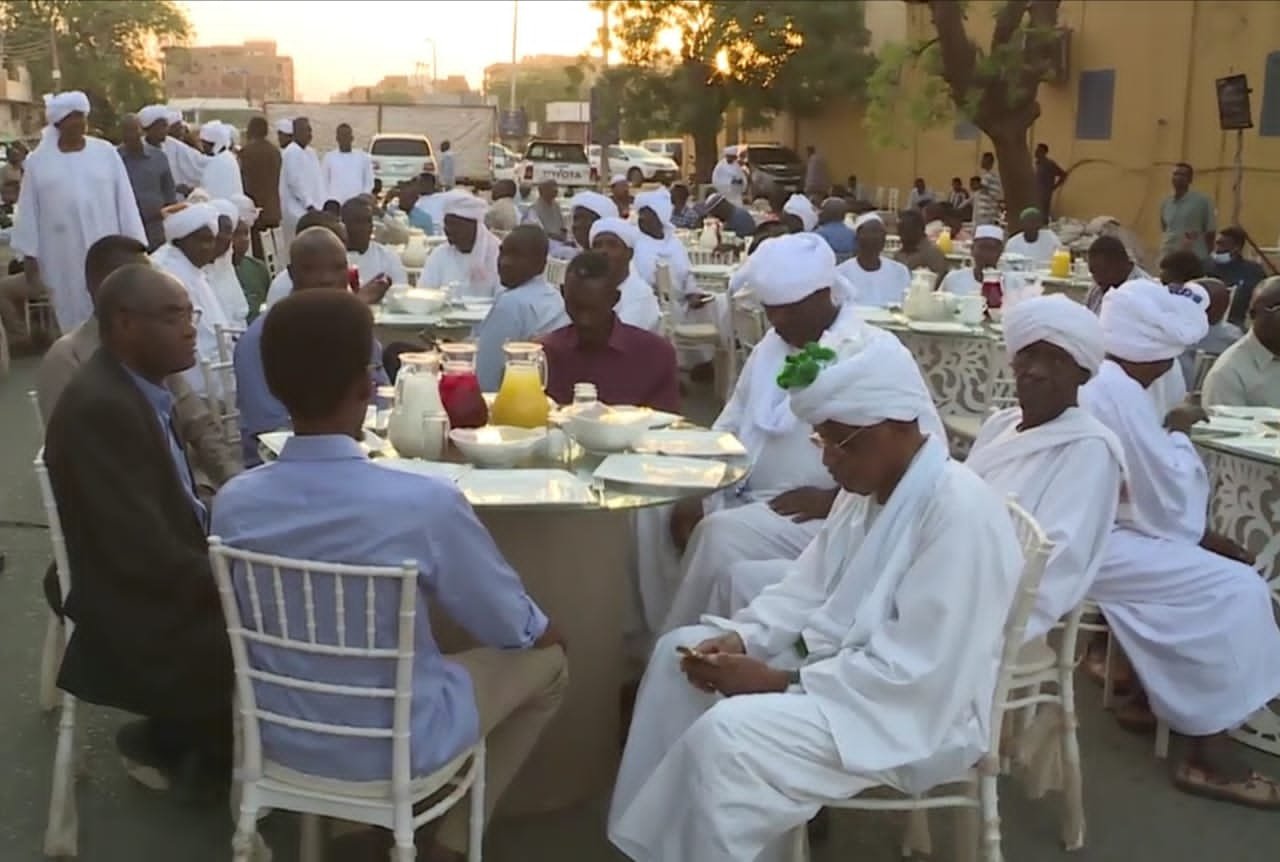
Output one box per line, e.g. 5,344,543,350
45,263,232,797
239,115,282,260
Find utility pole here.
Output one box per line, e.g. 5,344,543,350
508,0,518,113
597,1,610,184
49,20,62,88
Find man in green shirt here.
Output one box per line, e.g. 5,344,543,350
1160,162,1216,261
232,215,271,322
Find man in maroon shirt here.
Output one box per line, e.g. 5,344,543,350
541,251,680,413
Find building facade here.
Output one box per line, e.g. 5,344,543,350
163,40,295,104
790,0,1280,258
0,61,38,140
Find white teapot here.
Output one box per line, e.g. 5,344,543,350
903,268,951,321
400,234,430,269
387,352,449,459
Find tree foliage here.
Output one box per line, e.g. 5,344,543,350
489,63,589,127
0,0,191,137
596,0,873,180
867,0,1063,215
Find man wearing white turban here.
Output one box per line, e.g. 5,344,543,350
780,193,818,233
609,174,633,219
417,190,501,299
588,216,663,333
150,202,231,400
546,190,618,260
835,212,911,307
198,121,245,200
711,145,747,205
153,106,210,191
611,334,1024,862
648,233,945,636
203,199,250,327
278,117,326,266
12,91,147,332
1080,279,1280,807
967,295,1125,642
938,223,1005,297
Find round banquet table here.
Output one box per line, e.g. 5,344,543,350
261,425,749,815
1191,433,1280,757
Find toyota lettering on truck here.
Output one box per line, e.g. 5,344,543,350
516,140,596,193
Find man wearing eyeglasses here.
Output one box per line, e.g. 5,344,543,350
1203,275,1280,407
44,263,234,802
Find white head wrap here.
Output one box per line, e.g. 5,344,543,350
440,189,488,222
609,174,628,186
1170,280,1210,310
275,118,294,135
974,225,1005,242
199,121,232,154
210,198,239,226
589,216,640,249
230,193,260,227
46,91,90,126
704,192,726,211
789,334,936,428
1100,278,1209,362
166,108,184,126
736,232,836,307
570,191,619,221
723,145,738,157
783,194,818,232
1003,294,1105,378
137,104,169,129
853,212,884,232
163,203,219,242
634,188,673,227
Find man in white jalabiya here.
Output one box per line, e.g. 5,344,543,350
419,190,501,300
1081,278,1280,808
12,91,147,333
547,190,616,260
588,216,664,333
198,121,244,200
152,107,209,192
278,116,325,261
610,334,1024,862
938,224,1004,297
967,295,1125,641
649,234,944,634
322,122,374,206
711,145,747,205
150,202,230,401
780,193,818,234
835,212,911,307
632,187,726,367
203,198,251,328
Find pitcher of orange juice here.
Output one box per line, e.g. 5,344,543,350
1050,247,1072,278
491,341,550,428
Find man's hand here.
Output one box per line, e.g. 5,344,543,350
669,497,705,552
684,653,789,697
769,487,838,523
357,274,392,305
1201,531,1256,567
1164,403,1208,435
533,620,566,650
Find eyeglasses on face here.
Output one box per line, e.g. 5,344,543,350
809,425,868,452
124,305,202,326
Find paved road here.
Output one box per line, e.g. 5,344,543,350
2,355,1278,860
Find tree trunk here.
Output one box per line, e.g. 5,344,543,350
692,128,719,186
985,119,1036,221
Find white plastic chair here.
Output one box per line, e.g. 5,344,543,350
1077,600,1171,759
543,257,568,289
1190,350,1219,392
200,355,241,449
35,449,79,857
789,498,1053,862
209,538,486,862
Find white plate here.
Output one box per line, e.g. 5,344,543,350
645,410,680,429
445,308,490,324
1209,406,1280,423
691,263,737,279
1213,435,1280,456
375,311,441,326
906,321,979,334
852,305,898,322
374,458,472,483
593,454,727,489
548,404,679,429
1193,416,1266,437
632,430,747,458
458,469,595,506
257,430,387,458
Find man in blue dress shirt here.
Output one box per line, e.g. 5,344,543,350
234,226,391,466
212,288,566,860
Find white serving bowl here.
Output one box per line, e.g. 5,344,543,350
392,288,448,315
564,405,654,452
449,425,547,468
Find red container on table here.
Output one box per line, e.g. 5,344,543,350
439,366,489,429
348,266,361,292
981,270,1004,310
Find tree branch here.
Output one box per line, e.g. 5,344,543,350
927,0,978,106
991,0,1030,50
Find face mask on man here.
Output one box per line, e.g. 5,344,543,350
1211,251,1233,264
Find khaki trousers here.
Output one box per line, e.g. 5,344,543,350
435,644,569,853
0,271,42,341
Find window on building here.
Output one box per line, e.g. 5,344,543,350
954,119,979,141
1261,51,1280,137
1076,69,1115,140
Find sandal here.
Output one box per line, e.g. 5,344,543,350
1173,763,1280,810
1114,700,1157,734
1083,650,1132,696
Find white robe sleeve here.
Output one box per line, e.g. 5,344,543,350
11,158,40,258
202,154,244,200
111,151,147,244
362,152,375,196
418,244,451,290
711,346,756,434
384,247,408,285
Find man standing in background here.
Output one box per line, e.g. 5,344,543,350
803,145,829,198
1160,162,1216,262
117,113,177,251
972,151,1002,225
278,116,325,265
1034,143,1067,218
239,116,282,262
323,123,374,206
438,139,456,190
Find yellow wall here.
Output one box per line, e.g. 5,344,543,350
791,0,1280,262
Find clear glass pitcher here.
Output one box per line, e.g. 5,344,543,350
438,343,488,429
491,341,549,428
388,352,448,457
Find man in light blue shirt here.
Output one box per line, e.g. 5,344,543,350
234,226,390,465
474,226,570,391
212,288,566,859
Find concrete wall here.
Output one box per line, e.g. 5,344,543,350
790,0,1280,254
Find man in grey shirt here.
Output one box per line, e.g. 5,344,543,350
117,114,176,251
1160,162,1216,262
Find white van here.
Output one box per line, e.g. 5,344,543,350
370,134,436,188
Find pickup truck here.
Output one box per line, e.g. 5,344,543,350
515,140,597,192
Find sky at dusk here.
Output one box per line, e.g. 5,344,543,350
180,0,606,100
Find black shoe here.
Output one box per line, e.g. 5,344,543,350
116,719,175,792
170,747,232,807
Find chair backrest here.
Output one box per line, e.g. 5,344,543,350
544,257,568,289
33,448,73,640
1191,350,1219,391
215,324,246,366
987,498,1053,752
28,389,44,437
653,259,674,306
200,358,241,447
208,538,420,785
984,340,1017,413
688,249,735,267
